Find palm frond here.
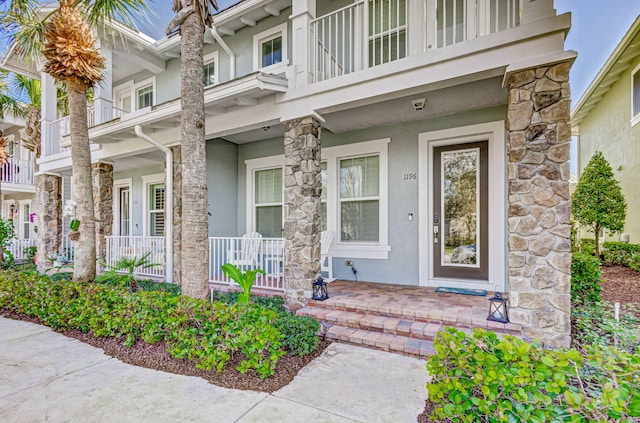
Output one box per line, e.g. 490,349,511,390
81,0,149,30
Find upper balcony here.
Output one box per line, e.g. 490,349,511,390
310,0,520,83
1,157,34,190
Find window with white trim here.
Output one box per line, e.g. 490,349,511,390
633,66,640,124
113,77,155,116
143,174,165,237
203,51,219,87
245,138,390,259
136,85,153,109
20,201,32,239
255,167,283,238
339,155,380,241
253,23,288,72
148,183,165,237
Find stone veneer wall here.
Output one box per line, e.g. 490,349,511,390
36,173,62,272
171,145,182,284
506,62,572,348
92,162,113,262
283,117,322,311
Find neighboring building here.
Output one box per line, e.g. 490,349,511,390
572,15,640,244
3,0,575,346
0,112,37,259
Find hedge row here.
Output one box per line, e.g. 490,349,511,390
0,270,311,378
426,328,640,422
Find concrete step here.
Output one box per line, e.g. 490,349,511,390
323,324,437,359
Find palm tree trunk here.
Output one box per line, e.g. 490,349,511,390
179,10,209,298
68,81,96,282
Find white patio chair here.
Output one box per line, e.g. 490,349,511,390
321,230,334,281
227,232,262,268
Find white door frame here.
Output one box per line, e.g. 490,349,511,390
113,178,132,236
418,121,506,291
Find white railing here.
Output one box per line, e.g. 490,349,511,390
0,158,34,185
6,238,37,261
60,234,76,263
311,1,364,82
209,237,284,291
105,236,165,278
311,0,521,82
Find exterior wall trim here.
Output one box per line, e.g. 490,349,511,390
418,121,506,290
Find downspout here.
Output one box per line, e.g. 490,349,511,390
134,125,173,283
211,26,236,79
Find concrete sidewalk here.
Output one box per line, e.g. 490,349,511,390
0,316,428,422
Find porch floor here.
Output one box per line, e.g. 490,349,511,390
298,280,522,359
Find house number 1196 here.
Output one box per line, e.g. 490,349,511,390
403,173,417,181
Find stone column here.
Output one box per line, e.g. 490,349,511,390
92,162,113,262
283,116,322,311
506,61,572,348
35,173,62,272
170,145,182,284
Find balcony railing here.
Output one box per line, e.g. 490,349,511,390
7,238,37,261
209,237,285,291
1,158,34,185
44,104,127,157
105,236,165,278
311,0,520,83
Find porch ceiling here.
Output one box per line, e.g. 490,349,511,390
320,77,508,134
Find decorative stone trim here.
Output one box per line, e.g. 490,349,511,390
282,116,322,311
92,162,113,262
35,173,62,271
171,145,182,285
506,61,572,348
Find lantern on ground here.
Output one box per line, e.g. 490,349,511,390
312,277,329,301
487,292,509,323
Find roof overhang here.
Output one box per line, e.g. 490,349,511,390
571,15,640,127
58,72,288,146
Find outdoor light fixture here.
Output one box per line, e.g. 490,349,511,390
9,204,16,217
312,276,329,301
487,292,509,323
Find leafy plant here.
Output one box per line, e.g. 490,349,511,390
23,245,37,263
602,241,640,267
426,327,640,422
571,252,602,306
572,151,627,257
98,252,159,292
572,302,640,353
0,218,16,266
0,269,286,378
221,263,266,305
69,219,80,232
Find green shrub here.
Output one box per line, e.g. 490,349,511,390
0,270,284,378
49,272,73,281
571,252,602,306
210,290,319,355
426,327,640,422
602,241,640,267
578,238,596,256
136,279,181,295
274,312,320,356
23,246,37,263
572,302,640,353
631,254,640,272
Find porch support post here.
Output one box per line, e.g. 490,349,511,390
506,61,573,348
283,116,322,311
35,172,62,271
92,161,113,263
93,42,113,125
291,0,316,88
171,145,182,284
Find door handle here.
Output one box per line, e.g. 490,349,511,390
433,226,439,243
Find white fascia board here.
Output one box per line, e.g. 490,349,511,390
571,15,640,123
502,50,577,87
82,73,286,142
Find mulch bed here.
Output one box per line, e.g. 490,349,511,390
600,265,640,304
0,308,329,393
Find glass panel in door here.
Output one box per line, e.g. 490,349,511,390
119,187,130,236
433,142,488,280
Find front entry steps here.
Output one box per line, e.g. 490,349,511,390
296,281,522,360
